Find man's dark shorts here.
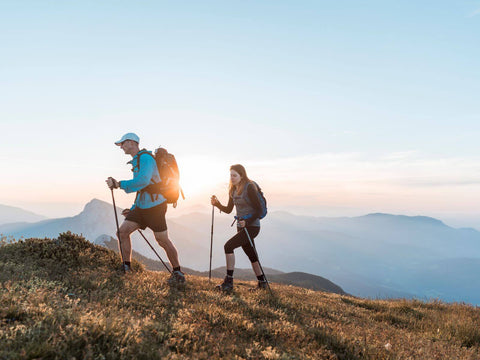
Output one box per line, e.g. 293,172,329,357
125,202,167,232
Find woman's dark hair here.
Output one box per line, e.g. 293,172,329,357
229,164,251,196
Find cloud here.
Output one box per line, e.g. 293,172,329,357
248,152,480,189
241,152,480,215
379,151,419,161
252,151,480,186
467,7,480,17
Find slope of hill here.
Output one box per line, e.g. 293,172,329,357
0,204,47,225
189,268,347,295
1,233,479,359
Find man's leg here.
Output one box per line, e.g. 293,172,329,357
118,220,140,263
154,230,180,269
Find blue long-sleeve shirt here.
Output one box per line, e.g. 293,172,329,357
119,150,166,209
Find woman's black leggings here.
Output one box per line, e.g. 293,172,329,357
224,226,260,263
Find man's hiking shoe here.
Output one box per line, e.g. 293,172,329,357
216,276,234,292
121,264,132,273
168,270,186,285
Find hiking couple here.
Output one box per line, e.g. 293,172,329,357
106,132,267,291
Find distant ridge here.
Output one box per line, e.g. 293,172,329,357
363,213,447,226
0,198,122,242
268,271,346,294
0,204,47,225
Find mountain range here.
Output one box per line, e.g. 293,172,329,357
1,198,479,304
0,204,47,226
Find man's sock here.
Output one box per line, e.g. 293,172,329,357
227,269,234,277
173,266,181,272
124,261,131,266
257,274,266,281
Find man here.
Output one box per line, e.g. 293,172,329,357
106,132,185,284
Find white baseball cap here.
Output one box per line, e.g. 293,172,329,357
115,132,140,145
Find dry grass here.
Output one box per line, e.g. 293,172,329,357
0,232,479,359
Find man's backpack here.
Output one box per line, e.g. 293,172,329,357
246,181,268,219
139,147,184,207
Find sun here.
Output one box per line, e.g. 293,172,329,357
177,156,227,200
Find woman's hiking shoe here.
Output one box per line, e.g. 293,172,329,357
216,276,233,292
121,264,132,273
249,279,268,291
257,279,268,289
168,270,186,285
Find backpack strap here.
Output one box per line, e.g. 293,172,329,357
135,149,157,202
244,182,257,204
244,182,258,210
134,149,154,171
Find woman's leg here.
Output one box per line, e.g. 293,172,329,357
226,253,235,272
224,229,253,275
217,228,258,290
251,261,262,277
240,226,260,266
241,227,267,285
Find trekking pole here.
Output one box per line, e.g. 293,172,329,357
209,205,214,282
110,188,125,273
137,229,172,274
244,227,274,296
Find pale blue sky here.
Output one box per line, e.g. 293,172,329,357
1,1,480,227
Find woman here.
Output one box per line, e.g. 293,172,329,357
211,164,267,291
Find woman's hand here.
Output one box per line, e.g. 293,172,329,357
122,209,130,216
238,220,246,228
211,195,219,206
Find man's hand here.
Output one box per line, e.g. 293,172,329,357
106,177,120,189
121,209,130,217
238,220,246,228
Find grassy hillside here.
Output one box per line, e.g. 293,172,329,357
1,233,479,359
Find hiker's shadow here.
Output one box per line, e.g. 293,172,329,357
160,281,186,327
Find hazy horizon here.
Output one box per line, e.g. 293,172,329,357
3,196,480,232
